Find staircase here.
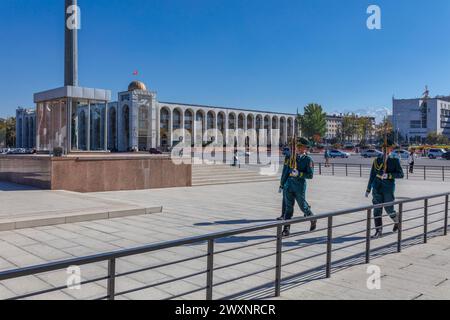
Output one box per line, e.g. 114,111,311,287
192,163,280,186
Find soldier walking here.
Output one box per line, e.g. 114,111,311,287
277,147,291,221
365,139,404,239
279,137,317,237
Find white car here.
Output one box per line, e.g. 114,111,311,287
428,148,446,159
391,150,409,160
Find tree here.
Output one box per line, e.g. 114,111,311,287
437,134,449,145
0,119,5,148
426,132,449,145
298,103,327,143
375,118,394,145
341,114,359,143
0,117,16,147
357,117,373,146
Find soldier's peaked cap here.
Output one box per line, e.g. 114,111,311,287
383,137,398,148
297,137,311,147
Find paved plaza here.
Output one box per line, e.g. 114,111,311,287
0,182,161,231
0,174,448,300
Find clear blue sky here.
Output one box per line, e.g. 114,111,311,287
0,0,449,118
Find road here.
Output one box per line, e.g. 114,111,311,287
309,154,450,166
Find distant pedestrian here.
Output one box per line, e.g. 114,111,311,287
324,149,331,167
232,151,239,167
409,151,415,174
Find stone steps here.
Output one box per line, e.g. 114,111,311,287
192,164,280,186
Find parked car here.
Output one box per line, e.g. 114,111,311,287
149,148,162,155
343,144,355,150
391,149,409,160
442,152,450,160
361,149,383,158
329,150,350,158
428,148,446,159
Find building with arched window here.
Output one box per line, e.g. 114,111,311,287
102,80,297,152
20,80,297,152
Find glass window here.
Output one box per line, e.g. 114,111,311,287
72,99,89,151
108,107,117,150
90,101,106,151
138,104,150,151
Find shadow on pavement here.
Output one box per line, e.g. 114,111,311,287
218,228,444,300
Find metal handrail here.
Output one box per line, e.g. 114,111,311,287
0,192,449,300
315,162,450,180
314,162,450,181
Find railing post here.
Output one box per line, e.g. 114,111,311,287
406,165,409,180
424,199,428,243
444,195,448,236
319,163,322,175
206,239,214,300
275,226,283,297
345,164,348,176
398,203,403,253
332,163,335,176
360,164,362,178
107,258,116,300
365,209,371,263
443,167,445,182
326,216,333,278
424,166,426,181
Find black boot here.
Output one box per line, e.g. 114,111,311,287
372,229,383,239
393,223,399,233
277,215,284,221
310,219,317,231
282,226,290,237
392,216,400,232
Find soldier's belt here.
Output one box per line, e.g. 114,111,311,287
290,172,305,178
376,174,394,180
289,173,306,179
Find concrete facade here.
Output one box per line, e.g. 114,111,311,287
393,96,450,143
325,115,343,140
109,81,297,152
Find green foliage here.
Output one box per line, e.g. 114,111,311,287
375,118,395,145
0,119,5,147
298,103,327,142
0,117,15,147
357,117,373,145
426,132,449,145
340,114,359,143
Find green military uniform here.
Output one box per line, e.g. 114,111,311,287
280,138,316,236
277,154,291,220
366,154,404,237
